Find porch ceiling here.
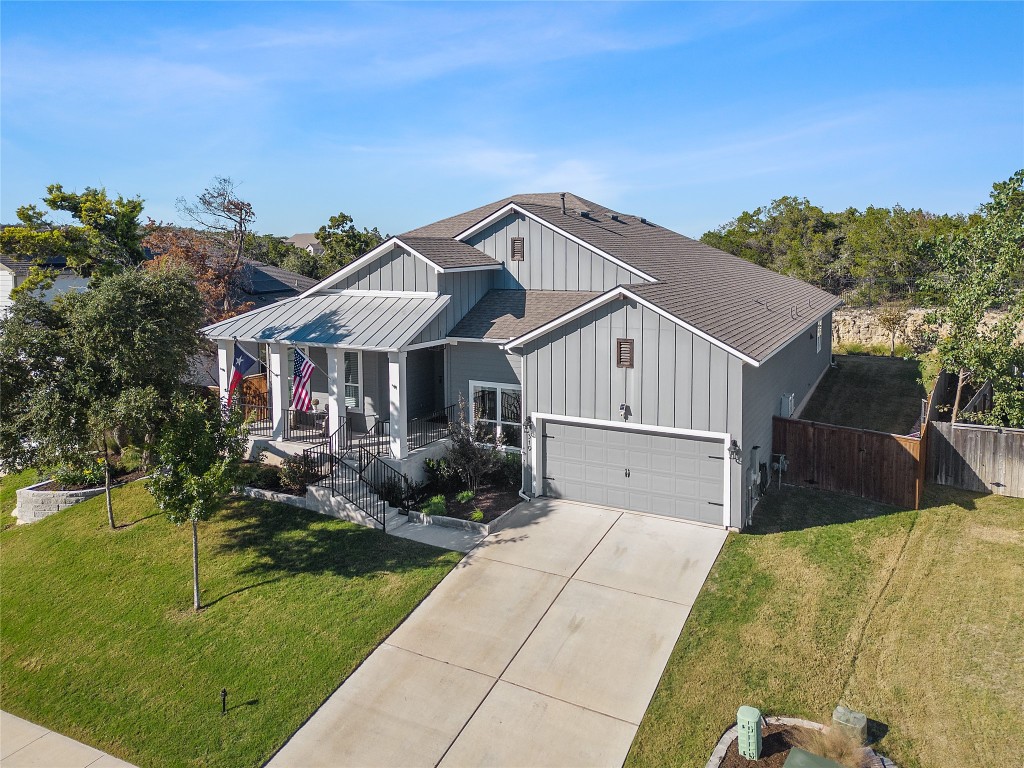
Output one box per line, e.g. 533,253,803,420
202,292,450,351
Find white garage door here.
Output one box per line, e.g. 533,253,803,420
542,422,725,525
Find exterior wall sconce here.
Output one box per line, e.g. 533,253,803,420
523,417,535,438
619,403,631,421
728,439,742,462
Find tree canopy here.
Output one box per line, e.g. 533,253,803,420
315,212,386,277
0,266,205,524
0,184,146,289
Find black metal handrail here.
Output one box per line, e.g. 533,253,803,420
284,408,329,443
408,403,459,451
302,425,345,484
237,396,272,437
357,447,409,514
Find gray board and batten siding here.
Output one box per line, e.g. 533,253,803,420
445,342,522,412
514,296,744,525
328,245,438,293
465,212,648,291
741,313,833,501
408,270,496,346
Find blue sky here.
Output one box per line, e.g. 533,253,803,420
2,2,1022,239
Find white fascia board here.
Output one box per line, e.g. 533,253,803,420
298,237,446,298
334,289,439,299
755,305,840,366
394,295,452,350
449,336,507,344
437,264,502,273
453,203,657,283
505,286,760,366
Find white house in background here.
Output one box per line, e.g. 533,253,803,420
205,193,840,530
284,233,325,256
0,255,90,315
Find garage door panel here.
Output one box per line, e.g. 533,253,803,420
542,422,724,524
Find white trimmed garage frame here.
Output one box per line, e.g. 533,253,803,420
529,412,732,528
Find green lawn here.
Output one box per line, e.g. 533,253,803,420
1,468,39,521
626,484,1024,768
0,482,462,768
799,354,928,434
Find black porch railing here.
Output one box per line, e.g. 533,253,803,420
284,408,329,443
357,447,409,514
408,403,460,451
237,396,273,437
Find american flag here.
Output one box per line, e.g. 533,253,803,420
290,348,315,412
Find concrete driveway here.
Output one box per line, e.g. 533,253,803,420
268,498,727,768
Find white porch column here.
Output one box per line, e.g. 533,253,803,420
388,350,408,459
327,348,343,438
268,343,288,441
217,340,233,408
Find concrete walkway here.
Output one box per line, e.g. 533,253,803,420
0,711,136,768
268,498,727,767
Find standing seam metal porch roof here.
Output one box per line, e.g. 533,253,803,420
202,292,450,350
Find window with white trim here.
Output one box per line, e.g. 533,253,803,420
344,351,361,409
470,382,522,451
816,319,823,353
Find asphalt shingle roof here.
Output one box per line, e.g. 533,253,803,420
404,194,841,362
400,236,500,269
449,289,601,340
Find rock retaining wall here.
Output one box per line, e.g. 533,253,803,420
13,481,105,525
832,308,1021,350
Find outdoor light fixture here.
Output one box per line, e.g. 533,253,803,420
619,403,630,421
523,417,535,437
728,439,742,461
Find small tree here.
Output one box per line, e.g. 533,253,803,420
876,301,909,355
150,397,246,611
316,212,385,277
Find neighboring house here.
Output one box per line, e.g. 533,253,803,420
284,233,325,256
0,254,90,314
189,259,318,389
204,193,841,528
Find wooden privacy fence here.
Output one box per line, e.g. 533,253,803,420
928,421,1024,497
773,416,925,509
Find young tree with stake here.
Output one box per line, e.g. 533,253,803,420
150,397,247,611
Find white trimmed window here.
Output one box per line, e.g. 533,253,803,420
816,319,823,353
344,351,361,409
470,382,522,452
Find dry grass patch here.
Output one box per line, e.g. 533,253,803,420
627,485,1024,768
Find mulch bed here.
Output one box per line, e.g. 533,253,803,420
35,468,148,493
436,486,521,524
720,723,821,768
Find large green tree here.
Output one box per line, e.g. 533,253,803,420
0,266,204,526
315,212,386,277
150,395,246,611
927,170,1024,426
0,184,145,288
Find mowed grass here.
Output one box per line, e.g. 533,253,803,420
626,485,1024,768
0,482,462,768
1,468,39,519
800,354,928,434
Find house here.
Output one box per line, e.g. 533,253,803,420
0,254,90,315
204,193,841,529
284,233,325,256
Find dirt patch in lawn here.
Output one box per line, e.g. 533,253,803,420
436,487,521,524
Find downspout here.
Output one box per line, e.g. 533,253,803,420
506,345,531,502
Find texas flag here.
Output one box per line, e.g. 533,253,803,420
226,346,258,406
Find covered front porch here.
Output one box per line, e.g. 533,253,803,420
204,291,458,462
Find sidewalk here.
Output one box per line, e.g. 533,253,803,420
0,711,136,768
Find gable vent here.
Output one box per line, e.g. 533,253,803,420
511,236,525,261
616,338,634,368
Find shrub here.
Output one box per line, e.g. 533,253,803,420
470,508,484,522
375,476,407,509
455,489,475,504
423,457,461,494
445,404,507,491
486,451,522,490
420,494,446,516
117,445,144,473
237,461,281,491
49,458,104,488
278,455,317,495
789,725,867,768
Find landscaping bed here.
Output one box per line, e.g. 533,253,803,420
719,723,815,768
33,467,146,492
422,486,521,524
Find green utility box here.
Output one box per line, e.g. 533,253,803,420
737,705,762,760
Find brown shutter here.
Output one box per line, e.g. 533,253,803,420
616,338,634,368
511,237,525,261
